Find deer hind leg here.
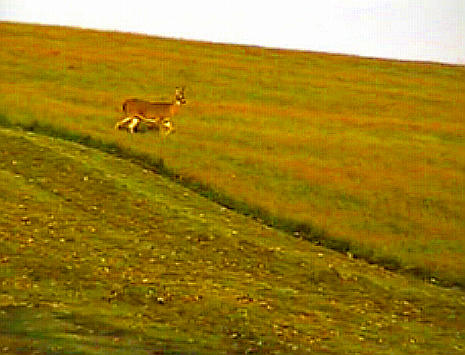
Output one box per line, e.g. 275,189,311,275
128,117,141,134
115,116,134,130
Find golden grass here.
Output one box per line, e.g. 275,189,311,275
1,21,464,285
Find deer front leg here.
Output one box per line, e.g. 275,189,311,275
161,119,174,136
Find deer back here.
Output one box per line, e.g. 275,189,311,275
123,99,177,119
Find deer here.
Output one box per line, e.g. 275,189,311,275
115,87,186,135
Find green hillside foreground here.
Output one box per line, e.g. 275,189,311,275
0,126,464,354
0,22,464,287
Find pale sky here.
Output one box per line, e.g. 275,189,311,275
1,0,464,65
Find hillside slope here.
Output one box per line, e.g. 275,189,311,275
0,126,464,354
0,22,464,286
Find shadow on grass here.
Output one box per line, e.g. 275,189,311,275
0,113,462,289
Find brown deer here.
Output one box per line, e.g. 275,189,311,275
115,87,186,135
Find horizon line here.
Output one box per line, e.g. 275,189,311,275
2,20,464,67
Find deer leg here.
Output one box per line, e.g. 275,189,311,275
161,119,174,136
129,114,147,133
115,116,133,130
142,117,162,131
142,118,160,125
128,117,141,134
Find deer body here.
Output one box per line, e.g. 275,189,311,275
116,87,186,134
122,100,181,119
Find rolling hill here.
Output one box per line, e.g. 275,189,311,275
0,126,464,354
0,22,464,353
0,22,464,287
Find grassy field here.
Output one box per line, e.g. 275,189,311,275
0,21,464,290
0,126,464,354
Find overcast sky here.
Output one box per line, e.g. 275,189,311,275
1,0,464,65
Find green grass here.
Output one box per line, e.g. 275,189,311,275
0,21,464,287
0,126,464,354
